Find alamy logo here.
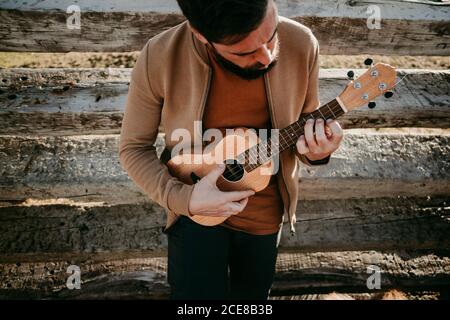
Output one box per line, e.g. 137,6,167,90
366,265,381,290
366,5,382,30
169,121,281,174
66,5,81,30
66,265,81,290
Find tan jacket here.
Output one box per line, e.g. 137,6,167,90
119,17,327,235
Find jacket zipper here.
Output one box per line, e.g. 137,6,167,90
198,67,213,142
264,73,296,237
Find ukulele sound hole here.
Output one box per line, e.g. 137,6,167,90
222,160,244,182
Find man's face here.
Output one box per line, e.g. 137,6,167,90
196,1,280,80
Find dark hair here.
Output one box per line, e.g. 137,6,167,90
176,0,269,45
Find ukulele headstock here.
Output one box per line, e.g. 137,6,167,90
338,59,397,112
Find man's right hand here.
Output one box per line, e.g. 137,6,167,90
188,164,255,217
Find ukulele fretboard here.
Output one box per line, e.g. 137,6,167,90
237,99,345,172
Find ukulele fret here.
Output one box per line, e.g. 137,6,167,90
241,99,345,172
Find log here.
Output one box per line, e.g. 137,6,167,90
297,131,450,200
281,196,450,251
272,250,450,295
0,203,168,254
0,69,449,135
1,250,449,299
0,196,448,254
0,133,448,205
0,0,449,55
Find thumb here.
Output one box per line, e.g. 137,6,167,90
205,164,226,184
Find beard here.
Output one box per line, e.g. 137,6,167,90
208,39,280,80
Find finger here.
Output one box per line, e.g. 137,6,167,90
221,211,240,217
325,125,333,138
238,197,249,207
234,198,249,212
221,202,241,215
205,164,226,184
222,190,255,202
215,197,249,217
326,120,344,143
209,210,234,217
296,135,310,154
229,201,244,212
315,119,328,146
304,119,317,149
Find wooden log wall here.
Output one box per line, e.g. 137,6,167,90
0,69,449,136
0,0,449,55
0,68,449,297
1,251,450,298
0,0,449,299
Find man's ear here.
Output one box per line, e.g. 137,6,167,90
188,23,209,45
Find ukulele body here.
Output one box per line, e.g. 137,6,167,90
166,127,275,226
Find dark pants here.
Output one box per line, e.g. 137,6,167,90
166,215,281,300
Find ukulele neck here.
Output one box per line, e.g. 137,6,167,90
241,99,346,172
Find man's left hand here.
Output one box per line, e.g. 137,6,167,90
296,119,343,161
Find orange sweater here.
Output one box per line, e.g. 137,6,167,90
203,48,284,235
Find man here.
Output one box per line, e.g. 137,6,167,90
119,0,343,300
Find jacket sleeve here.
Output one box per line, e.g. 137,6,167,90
294,39,331,166
118,40,195,216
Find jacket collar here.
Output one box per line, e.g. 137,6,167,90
189,24,210,68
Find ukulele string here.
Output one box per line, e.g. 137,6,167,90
214,100,343,189
392,73,409,88
216,100,342,187
373,66,408,97
217,66,404,185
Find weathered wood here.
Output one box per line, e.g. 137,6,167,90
272,250,450,295
0,196,448,254
0,9,185,53
281,196,450,251
0,203,168,254
0,0,447,300
1,250,449,299
0,0,449,55
0,69,449,135
0,133,448,204
297,131,450,200
0,68,131,86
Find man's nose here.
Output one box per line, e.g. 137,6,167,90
255,45,273,68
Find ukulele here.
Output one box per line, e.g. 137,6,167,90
166,61,397,226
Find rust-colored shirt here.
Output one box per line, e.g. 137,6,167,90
203,47,284,235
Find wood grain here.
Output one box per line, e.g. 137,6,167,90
1,69,448,135
0,196,448,254
0,0,448,54
1,250,449,298
1,133,448,204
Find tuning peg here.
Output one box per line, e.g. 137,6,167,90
364,58,373,66
368,102,376,109
347,70,355,80
384,91,394,98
